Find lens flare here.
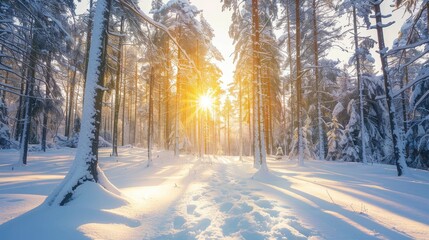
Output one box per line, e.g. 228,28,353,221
198,94,213,111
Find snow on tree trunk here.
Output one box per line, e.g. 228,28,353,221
147,67,154,167
373,3,407,176
112,16,124,157
352,6,368,164
19,21,39,165
174,47,182,157
313,0,325,160
0,96,10,149
252,0,266,170
41,53,52,152
295,0,304,166
44,0,119,206
239,77,243,161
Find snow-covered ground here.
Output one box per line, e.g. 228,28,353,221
0,147,428,239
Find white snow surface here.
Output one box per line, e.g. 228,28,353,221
0,148,429,239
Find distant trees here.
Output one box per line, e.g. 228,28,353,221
2,0,429,185
0,0,75,163
223,0,280,170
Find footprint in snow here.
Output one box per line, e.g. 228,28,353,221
249,195,260,201
173,216,186,229
289,220,313,237
265,209,280,217
230,202,253,215
232,194,241,200
192,194,201,201
241,231,265,240
192,218,211,232
275,226,308,240
220,202,234,213
187,204,197,215
255,199,275,209
222,217,241,236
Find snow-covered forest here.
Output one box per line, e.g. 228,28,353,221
0,0,429,239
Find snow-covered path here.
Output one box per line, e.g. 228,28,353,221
140,155,316,239
1,148,429,239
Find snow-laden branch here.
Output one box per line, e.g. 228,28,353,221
117,0,201,78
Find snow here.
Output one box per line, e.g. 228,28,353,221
1,148,429,239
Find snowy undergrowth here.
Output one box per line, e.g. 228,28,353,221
0,148,429,239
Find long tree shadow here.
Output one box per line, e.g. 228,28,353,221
253,169,414,240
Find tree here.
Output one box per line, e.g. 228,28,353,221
295,0,304,165
112,16,125,157
45,0,118,206
371,1,407,176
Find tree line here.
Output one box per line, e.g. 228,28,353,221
1,0,429,205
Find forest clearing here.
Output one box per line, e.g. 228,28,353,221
1,148,428,239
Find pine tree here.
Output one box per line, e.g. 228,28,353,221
45,0,118,206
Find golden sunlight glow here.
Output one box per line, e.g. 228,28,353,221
198,94,214,111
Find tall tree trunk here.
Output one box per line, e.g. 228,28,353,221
41,53,52,152
65,64,78,138
147,67,154,167
373,3,407,176
121,52,126,146
134,62,138,145
227,103,230,155
239,76,243,161
295,0,304,166
19,20,40,165
313,0,325,160
353,6,368,164
158,69,162,148
174,44,182,157
286,3,294,155
252,0,267,170
15,22,33,142
0,50,11,148
82,0,94,95
164,40,170,149
112,16,124,157
45,0,116,206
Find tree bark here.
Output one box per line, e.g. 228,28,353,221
112,16,124,157
313,0,325,160
353,6,368,164
45,0,116,206
147,67,154,167
252,0,267,170
295,0,304,166
373,3,407,176
19,20,40,165
41,53,52,152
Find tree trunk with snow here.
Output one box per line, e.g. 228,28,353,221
41,54,52,152
295,0,304,166
252,0,267,170
239,76,243,161
147,67,154,167
19,21,39,165
286,3,294,156
44,0,118,206
352,6,368,164
0,93,10,149
174,46,182,157
164,40,171,150
112,16,124,157
373,3,407,176
313,0,325,160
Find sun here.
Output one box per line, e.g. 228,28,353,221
198,93,214,111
